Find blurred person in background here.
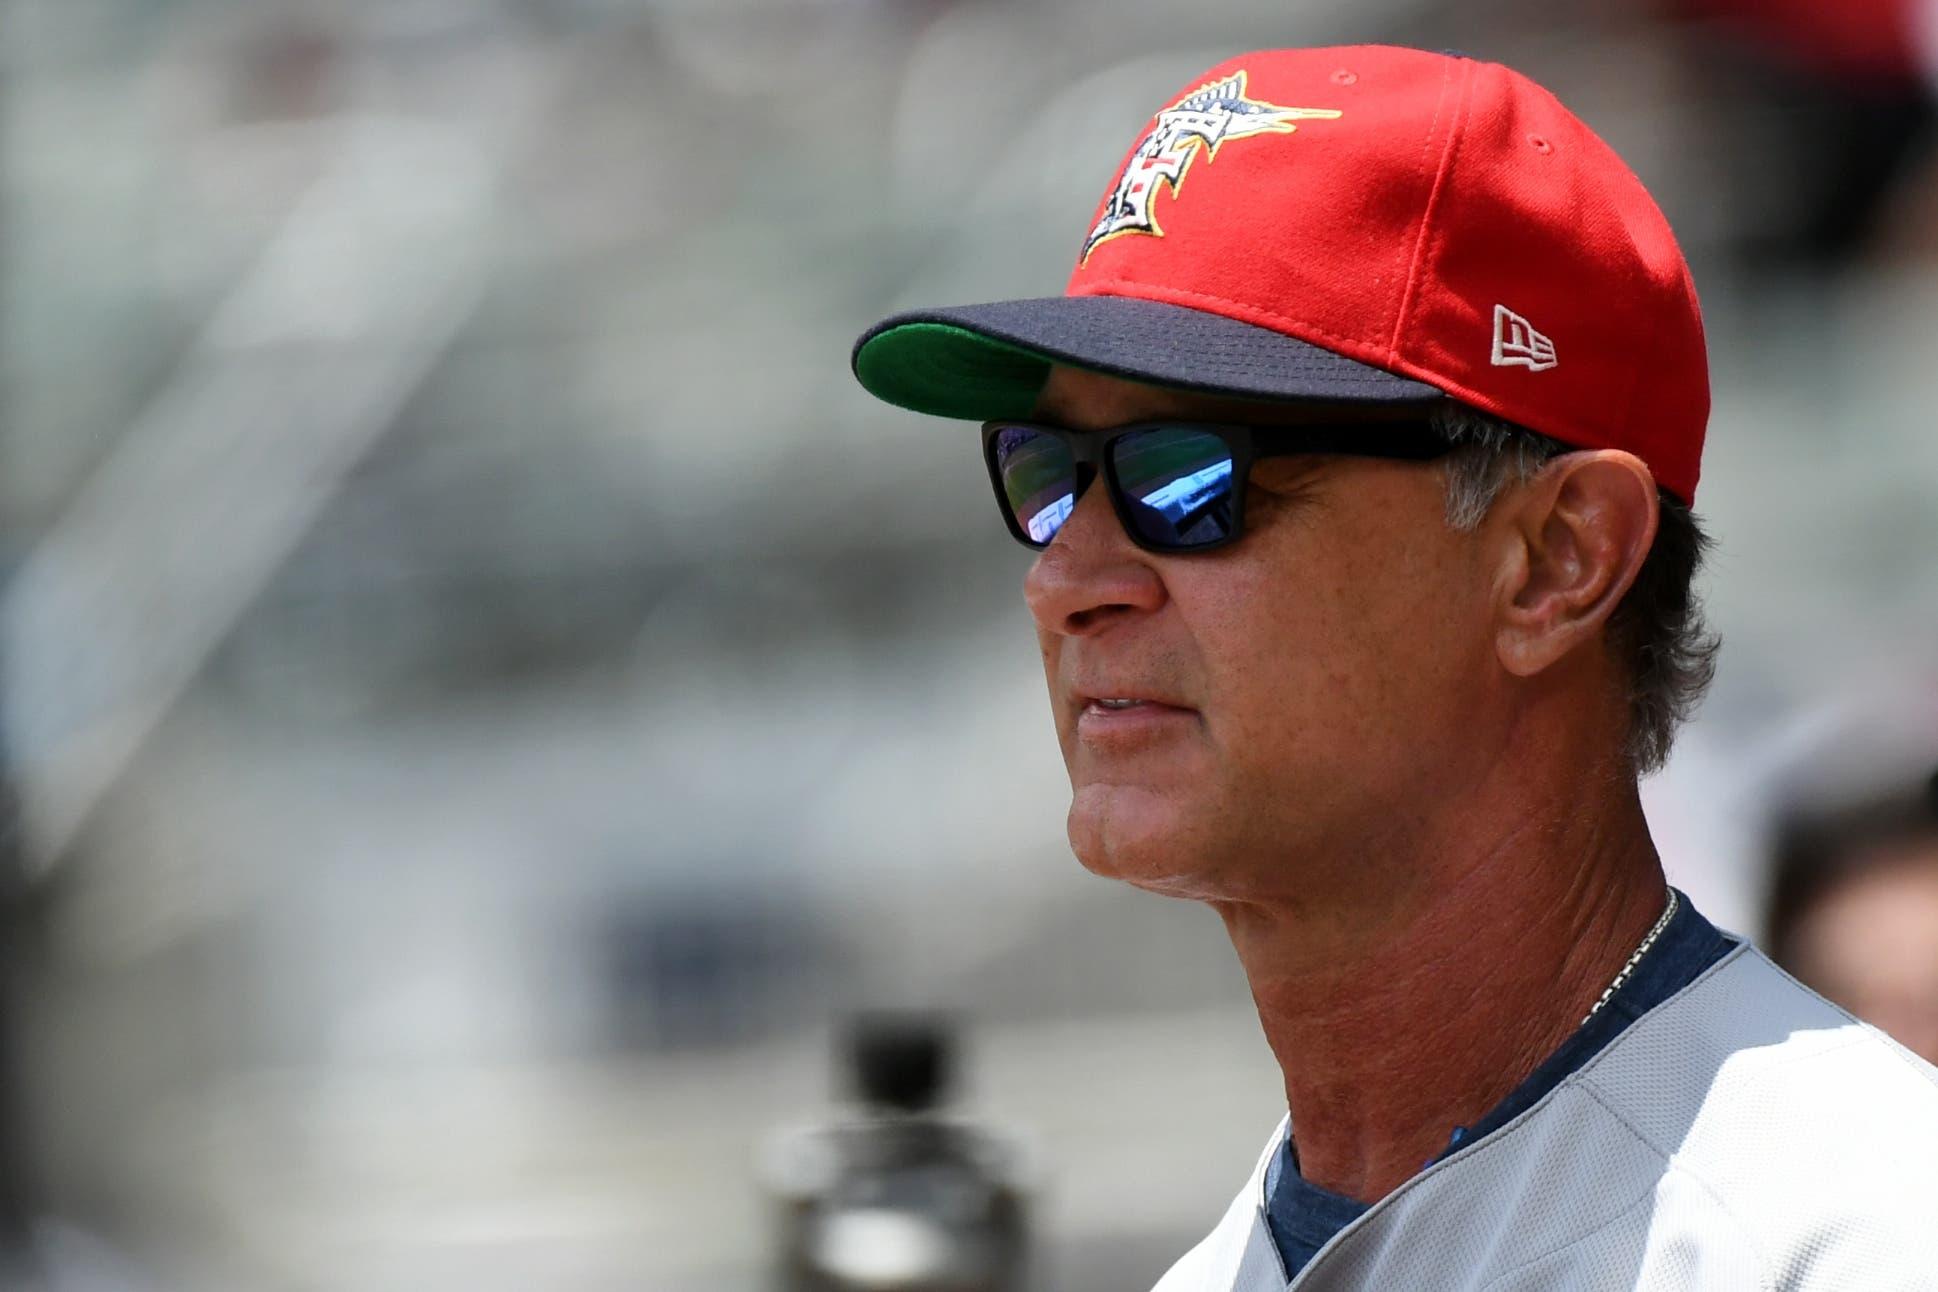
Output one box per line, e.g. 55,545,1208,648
851,45,1938,1290
1767,765,1938,1062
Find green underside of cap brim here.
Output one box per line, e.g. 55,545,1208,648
853,322,1055,421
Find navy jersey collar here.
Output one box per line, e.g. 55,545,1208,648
1262,889,1739,1280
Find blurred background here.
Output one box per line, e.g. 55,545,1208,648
0,0,1934,1288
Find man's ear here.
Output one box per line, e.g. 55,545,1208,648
1492,450,1659,679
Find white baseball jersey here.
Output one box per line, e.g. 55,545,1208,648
1154,942,1938,1290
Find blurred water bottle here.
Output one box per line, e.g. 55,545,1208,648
761,1013,1030,1291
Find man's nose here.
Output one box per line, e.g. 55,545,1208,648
1023,480,1166,637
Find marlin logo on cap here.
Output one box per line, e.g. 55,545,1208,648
1081,71,1341,263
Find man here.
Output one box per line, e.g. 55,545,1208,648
1767,760,1938,1063
850,46,1938,1290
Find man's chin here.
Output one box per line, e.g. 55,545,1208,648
1065,782,1218,898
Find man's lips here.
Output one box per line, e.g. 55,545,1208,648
1077,695,1194,714
1070,678,1195,709
1070,689,1199,738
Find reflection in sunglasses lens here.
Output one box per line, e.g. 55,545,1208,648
994,426,1077,545
1112,427,1235,549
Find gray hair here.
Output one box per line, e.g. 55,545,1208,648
1428,402,1720,775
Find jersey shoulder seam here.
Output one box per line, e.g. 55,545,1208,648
1573,1081,1776,1289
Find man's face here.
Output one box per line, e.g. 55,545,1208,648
1787,844,1938,1064
1023,367,1507,903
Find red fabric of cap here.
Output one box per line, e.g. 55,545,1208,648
1067,46,1710,502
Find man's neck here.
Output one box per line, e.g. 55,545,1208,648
1211,777,1668,1205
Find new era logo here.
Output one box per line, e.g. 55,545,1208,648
1491,304,1557,372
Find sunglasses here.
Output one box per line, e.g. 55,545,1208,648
981,418,1455,554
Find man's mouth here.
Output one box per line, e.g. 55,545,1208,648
1077,694,1196,720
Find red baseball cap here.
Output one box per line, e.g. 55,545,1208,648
851,45,1710,502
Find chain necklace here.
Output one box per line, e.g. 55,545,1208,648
1580,888,1677,1025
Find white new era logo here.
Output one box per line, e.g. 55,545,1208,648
1491,304,1557,371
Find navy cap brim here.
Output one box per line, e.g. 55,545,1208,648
851,295,1444,420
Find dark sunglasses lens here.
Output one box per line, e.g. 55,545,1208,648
991,425,1078,546
1111,426,1237,549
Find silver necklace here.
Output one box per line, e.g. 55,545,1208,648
1580,888,1677,1025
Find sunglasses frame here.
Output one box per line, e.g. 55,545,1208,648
980,418,1455,555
